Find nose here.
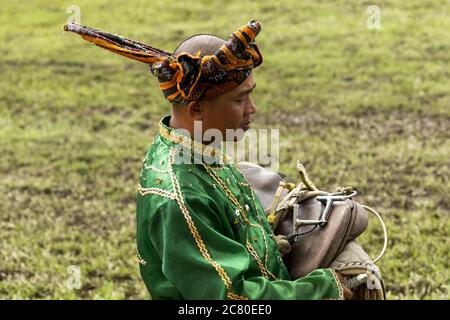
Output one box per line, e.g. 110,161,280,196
247,97,256,115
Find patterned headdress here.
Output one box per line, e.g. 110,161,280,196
63,21,263,104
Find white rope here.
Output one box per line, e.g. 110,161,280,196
361,205,388,264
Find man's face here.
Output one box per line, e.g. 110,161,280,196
200,74,256,142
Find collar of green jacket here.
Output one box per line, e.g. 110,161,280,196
158,115,233,166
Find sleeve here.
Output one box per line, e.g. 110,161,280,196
148,195,343,300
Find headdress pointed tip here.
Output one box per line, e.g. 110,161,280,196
63,23,79,32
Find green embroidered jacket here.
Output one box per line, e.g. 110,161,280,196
135,115,343,300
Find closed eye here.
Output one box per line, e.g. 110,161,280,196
236,94,249,103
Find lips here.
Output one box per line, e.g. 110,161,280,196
240,120,252,130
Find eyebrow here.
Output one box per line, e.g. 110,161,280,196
237,84,256,97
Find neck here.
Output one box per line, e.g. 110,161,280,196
168,114,186,132
169,113,221,148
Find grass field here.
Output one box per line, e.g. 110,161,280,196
0,0,449,299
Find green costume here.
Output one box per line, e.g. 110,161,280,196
63,19,346,300
135,116,344,300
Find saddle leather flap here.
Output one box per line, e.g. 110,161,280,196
238,161,289,212
275,197,368,279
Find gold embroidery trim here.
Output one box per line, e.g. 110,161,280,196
167,148,247,300
137,185,176,200
203,164,278,280
159,121,233,165
143,163,170,173
227,292,248,300
248,189,274,268
330,269,345,300
238,181,251,188
246,241,272,279
238,169,282,269
136,247,147,266
137,253,147,266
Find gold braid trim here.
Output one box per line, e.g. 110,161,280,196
137,253,147,266
203,164,278,281
143,163,170,173
203,164,250,223
235,166,281,275
137,185,176,200
238,181,251,188
168,148,247,300
246,241,271,279
227,292,248,300
247,187,274,268
136,247,147,266
329,269,345,300
159,121,233,165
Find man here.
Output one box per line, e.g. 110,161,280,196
64,20,352,300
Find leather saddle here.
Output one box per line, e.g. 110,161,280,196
238,161,386,299
274,193,368,278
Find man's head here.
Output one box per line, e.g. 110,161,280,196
64,21,262,143
171,35,257,142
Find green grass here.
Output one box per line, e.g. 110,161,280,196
0,0,449,299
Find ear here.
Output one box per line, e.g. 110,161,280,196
186,100,204,121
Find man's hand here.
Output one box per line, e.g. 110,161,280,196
275,235,292,256
336,273,354,300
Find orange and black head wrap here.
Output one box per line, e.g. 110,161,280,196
63,21,263,104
